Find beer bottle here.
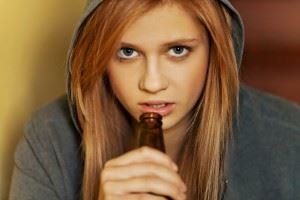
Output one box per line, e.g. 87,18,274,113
136,113,173,200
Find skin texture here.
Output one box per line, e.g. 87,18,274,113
103,3,209,199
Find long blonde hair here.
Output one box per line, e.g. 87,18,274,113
70,0,239,199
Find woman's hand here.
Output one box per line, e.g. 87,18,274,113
99,146,187,200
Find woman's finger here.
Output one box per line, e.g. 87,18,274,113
105,147,178,171
102,176,186,200
101,162,186,190
105,193,168,200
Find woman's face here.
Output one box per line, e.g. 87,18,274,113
107,4,209,132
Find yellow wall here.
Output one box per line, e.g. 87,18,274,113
0,1,86,199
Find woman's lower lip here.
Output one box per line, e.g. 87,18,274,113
139,103,175,117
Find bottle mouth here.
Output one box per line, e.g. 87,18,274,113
139,112,162,121
139,112,163,129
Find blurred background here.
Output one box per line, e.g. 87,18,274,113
232,0,300,102
0,1,86,199
0,0,299,199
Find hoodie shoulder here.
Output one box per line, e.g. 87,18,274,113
24,95,82,156
239,84,300,132
27,95,80,135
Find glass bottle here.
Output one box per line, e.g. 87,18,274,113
136,112,166,153
136,113,172,200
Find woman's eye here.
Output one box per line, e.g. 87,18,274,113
117,48,138,59
168,46,190,57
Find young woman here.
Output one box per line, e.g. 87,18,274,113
9,0,300,200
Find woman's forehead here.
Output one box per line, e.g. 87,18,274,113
119,4,207,45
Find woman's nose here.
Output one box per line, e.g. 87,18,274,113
138,59,168,93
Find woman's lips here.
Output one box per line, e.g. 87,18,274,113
139,101,175,117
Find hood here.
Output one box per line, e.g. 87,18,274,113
66,0,245,133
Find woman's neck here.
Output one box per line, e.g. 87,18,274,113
163,117,191,163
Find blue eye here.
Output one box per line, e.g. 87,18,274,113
169,46,190,57
117,48,138,59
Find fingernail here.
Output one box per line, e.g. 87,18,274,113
181,184,187,192
172,163,178,171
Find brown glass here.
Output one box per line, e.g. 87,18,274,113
136,112,166,153
136,113,172,199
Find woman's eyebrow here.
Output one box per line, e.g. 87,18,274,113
119,38,200,50
161,38,200,47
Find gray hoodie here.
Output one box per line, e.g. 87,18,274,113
9,0,300,200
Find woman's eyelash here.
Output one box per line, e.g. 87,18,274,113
170,45,192,50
